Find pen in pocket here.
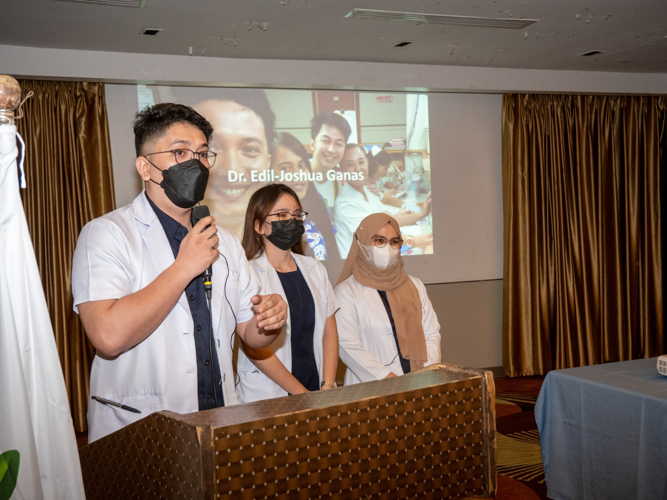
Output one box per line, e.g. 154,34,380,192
91,395,141,414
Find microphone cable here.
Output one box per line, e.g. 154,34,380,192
218,250,241,387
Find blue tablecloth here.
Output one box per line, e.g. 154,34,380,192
535,357,667,500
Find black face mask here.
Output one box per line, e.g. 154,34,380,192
149,159,209,209
266,219,305,251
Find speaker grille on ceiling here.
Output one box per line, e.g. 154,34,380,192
55,0,148,7
346,8,538,29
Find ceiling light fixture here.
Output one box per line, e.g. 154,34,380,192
346,8,538,29
55,0,149,7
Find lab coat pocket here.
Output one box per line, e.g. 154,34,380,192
224,269,241,297
120,393,164,413
237,368,278,403
92,393,164,438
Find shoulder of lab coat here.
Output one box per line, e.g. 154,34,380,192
72,192,157,312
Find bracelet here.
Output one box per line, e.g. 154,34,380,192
320,380,337,388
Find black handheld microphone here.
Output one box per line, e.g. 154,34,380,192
191,205,213,299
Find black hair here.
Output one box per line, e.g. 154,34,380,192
310,112,352,142
272,132,311,171
196,88,276,147
369,150,392,177
133,102,213,157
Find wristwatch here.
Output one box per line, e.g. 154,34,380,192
405,235,414,247
320,380,337,389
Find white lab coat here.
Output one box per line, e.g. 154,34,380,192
71,192,259,442
335,274,441,385
333,183,386,258
236,252,339,403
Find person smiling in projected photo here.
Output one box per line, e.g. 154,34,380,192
270,133,340,261
333,144,433,259
194,90,276,241
308,112,351,215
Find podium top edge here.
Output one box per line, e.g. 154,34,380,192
166,364,491,429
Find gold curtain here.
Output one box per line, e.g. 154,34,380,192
17,80,116,432
502,94,665,376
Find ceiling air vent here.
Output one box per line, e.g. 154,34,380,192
142,28,162,36
578,50,606,57
55,0,148,7
394,41,413,47
346,8,538,29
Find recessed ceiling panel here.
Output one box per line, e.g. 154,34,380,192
346,8,538,29
55,0,147,7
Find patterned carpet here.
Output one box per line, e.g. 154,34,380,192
466,375,548,500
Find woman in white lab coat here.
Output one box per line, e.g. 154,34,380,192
236,183,339,402
335,213,441,385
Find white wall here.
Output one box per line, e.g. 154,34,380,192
105,84,143,208
429,280,504,370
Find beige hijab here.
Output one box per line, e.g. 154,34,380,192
337,213,428,371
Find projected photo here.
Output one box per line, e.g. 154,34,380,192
140,86,433,260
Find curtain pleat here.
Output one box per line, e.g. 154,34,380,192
502,94,665,377
17,80,116,432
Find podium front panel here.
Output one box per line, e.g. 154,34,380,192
80,364,496,499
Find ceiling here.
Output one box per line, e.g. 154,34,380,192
2,0,667,73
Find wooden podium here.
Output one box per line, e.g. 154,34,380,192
79,364,496,499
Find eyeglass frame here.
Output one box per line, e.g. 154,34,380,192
370,235,404,249
144,148,217,168
264,210,309,226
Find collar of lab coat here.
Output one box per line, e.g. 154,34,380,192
132,192,191,317
251,250,319,276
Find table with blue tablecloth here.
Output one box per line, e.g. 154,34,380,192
535,357,667,500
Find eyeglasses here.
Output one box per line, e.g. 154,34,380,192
144,148,217,168
265,211,309,225
371,236,403,249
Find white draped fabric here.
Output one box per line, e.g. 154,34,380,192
0,124,86,499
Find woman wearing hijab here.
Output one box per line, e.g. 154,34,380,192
236,184,340,402
334,213,441,385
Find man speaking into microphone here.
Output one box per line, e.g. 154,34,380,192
71,103,287,442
